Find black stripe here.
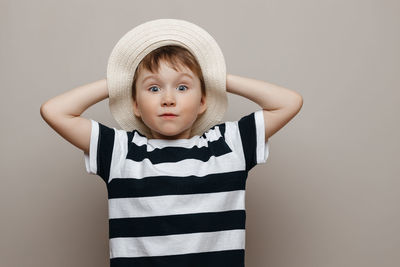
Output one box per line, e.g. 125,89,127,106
97,122,115,183
238,113,257,171
110,249,245,267
127,129,231,164
109,209,246,238
107,170,247,199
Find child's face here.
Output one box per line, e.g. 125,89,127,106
133,60,207,140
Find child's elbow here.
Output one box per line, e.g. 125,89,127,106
297,94,303,108
40,101,54,120
40,102,49,118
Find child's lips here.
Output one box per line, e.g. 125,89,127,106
160,114,178,119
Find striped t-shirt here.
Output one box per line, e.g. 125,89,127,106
83,109,270,267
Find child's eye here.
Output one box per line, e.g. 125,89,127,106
177,85,188,91
148,86,159,92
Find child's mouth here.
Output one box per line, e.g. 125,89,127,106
161,115,178,119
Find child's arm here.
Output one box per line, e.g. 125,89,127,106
226,73,303,141
40,79,108,155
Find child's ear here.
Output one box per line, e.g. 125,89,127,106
132,99,141,118
198,94,207,115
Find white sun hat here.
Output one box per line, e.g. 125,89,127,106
106,18,228,138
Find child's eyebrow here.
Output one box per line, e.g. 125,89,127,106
141,73,194,84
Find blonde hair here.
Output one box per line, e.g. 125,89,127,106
131,45,206,101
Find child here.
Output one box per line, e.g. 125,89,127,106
40,19,303,267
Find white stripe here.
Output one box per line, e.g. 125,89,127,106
135,125,224,151
109,190,245,219
109,229,245,258
84,119,99,175
117,152,245,181
254,110,270,164
225,120,246,165
108,128,129,183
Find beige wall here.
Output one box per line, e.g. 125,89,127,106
1,0,399,266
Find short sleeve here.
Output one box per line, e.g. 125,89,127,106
225,110,270,172
83,119,128,183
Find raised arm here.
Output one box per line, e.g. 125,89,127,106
226,74,303,141
40,79,109,154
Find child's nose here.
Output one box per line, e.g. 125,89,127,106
161,88,176,106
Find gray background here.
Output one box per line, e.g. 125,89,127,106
1,0,399,266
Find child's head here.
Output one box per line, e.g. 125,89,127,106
131,45,207,140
